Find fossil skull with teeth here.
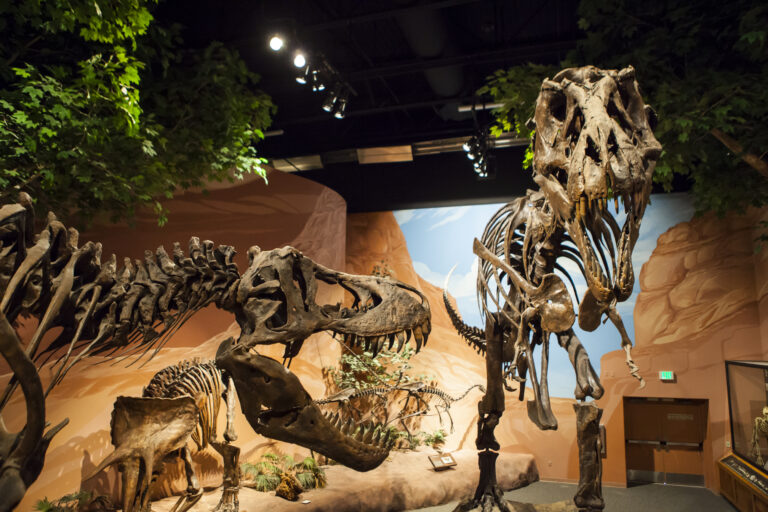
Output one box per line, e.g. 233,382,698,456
532,65,661,312
217,245,430,470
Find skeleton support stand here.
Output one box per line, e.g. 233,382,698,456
210,442,240,512
573,402,604,512
454,317,510,512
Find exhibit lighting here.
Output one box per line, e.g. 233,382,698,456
296,65,311,84
311,69,325,91
269,35,285,51
333,92,348,119
322,83,342,112
293,51,306,68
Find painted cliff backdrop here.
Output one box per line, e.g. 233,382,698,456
394,192,695,398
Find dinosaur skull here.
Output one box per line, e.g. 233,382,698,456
218,245,431,470
531,66,661,324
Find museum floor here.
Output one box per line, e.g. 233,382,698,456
411,481,736,511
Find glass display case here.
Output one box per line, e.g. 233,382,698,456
720,361,768,511
726,360,768,473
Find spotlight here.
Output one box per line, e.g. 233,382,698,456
333,92,348,119
462,141,471,152
269,35,285,51
311,70,325,91
296,65,311,84
322,83,342,112
293,51,306,68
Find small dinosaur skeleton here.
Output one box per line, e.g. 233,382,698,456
445,66,661,511
0,196,431,512
751,406,768,467
317,382,484,433
87,360,240,512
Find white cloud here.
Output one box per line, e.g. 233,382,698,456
394,209,421,226
428,208,468,231
413,259,479,298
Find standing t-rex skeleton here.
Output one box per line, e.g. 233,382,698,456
0,196,431,512
445,66,661,511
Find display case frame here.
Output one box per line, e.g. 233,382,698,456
722,360,768,512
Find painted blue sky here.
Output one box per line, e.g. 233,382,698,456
394,193,694,397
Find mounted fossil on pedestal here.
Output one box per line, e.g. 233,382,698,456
445,65,661,512
0,197,431,512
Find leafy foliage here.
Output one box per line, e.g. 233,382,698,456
34,490,99,512
0,0,275,225
325,346,426,391
480,0,768,216
324,348,449,451
241,453,327,492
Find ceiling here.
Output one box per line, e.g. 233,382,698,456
156,0,582,211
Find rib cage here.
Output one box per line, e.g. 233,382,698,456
143,359,223,450
476,195,536,328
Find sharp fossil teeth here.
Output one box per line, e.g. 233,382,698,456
363,426,375,445
614,196,619,213
344,418,354,434
381,429,391,447
372,337,383,357
423,319,431,335
387,333,396,350
396,331,406,352
413,326,424,352
364,336,372,352
355,426,365,441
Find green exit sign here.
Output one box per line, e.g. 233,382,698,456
659,371,675,381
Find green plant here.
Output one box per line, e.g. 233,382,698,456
0,1,275,225
35,490,94,512
420,429,447,449
241,452,326,492
325,346,426,391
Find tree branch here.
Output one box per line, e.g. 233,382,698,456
710,128,768,180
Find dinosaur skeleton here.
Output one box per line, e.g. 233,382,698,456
87,360,240,512
0,196,431,512
445,66,661,511
751,406,768,467
317,382,484,433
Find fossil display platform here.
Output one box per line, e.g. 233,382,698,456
150,449,537,512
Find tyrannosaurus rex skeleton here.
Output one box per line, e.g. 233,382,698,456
445,66,661,511
0,196,431,511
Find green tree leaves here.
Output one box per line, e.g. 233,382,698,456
0,0,274,225
480,0,768,216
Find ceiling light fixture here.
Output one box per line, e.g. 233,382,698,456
293,51,306,68
311,70,325,92
269,35,285,51
296,65,311,84
463,129,493,178
333,92,348,119
322,83,342,112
